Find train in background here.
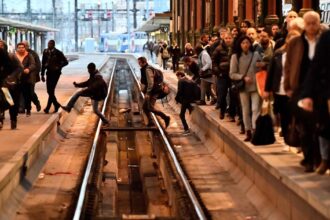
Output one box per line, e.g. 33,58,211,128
320,0,330,24
99,31,148,53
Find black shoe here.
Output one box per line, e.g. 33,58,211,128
18,108,25,114
220,113,225,120
43,109,49,114
26,110,31,117
11,120,17,130
188,106,194,115
61,105,71,113
53,104,60,113
244,130,252,141
304,164,314,173
164,116,171,128
0,120,3,130
215,105,220,110
36,103,41,112
210,99,217,105
196,100,206,105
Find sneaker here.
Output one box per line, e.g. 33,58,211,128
61,105,71,113
164,116,171,128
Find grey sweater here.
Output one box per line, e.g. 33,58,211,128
229,51,261,92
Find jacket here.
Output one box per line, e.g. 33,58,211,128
16,52,36,84
27,48,41,83
211,42,232,78
140,64,159,95
301,30,330,139
284,34,306,93
175,77,198,104
41,48,68,76
265,49,284,93
229,51,261,92
75,71,107,101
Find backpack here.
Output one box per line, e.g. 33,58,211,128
147,66,170,99
162,48,170,59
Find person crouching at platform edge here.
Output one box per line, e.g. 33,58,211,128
138,56,171,128
61,63,109,125
0,40,23,130
175,71,198,134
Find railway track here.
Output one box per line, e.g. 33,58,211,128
73,58,207,219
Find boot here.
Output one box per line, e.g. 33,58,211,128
11,120,17,130
244,130,252,142
316,160,328,175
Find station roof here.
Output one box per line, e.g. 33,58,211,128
0,17,59,32
135,12,171,32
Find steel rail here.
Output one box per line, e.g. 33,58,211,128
73,59,117,220
127,61,207,220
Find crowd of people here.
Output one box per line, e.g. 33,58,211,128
148,10,330,175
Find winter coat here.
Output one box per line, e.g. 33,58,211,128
75,71,108,101
41,47,68,76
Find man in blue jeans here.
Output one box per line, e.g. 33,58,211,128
61,62,109,124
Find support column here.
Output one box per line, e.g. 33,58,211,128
215,0,221,27
299,0,313,16
245,0,253,20
195,0,202,42
227,0,235,27
265,0,279,25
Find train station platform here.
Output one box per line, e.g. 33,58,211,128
0,53,329,219
154,64,330,220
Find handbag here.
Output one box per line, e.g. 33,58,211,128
200,69,212,78
231,53,254,92
284,117,301,147
251,100,276,145
0,87,14,110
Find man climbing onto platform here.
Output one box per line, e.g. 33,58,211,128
138,56,170,128
61,62,109,125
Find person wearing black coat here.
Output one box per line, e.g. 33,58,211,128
0,40,23,129
175,71,196,133
299,30,330,174
41,40,68,113
212,33,233,119
61,62,109,124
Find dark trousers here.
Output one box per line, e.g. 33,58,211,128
45,72,61,110
274,94,290,139
142,94,167,124
172,58,179,72
31,84,40,108
21,82,33,111
0,85,20,122
291,94,319,167
162,58,169,70
179,102,193,131
216,77,230,115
